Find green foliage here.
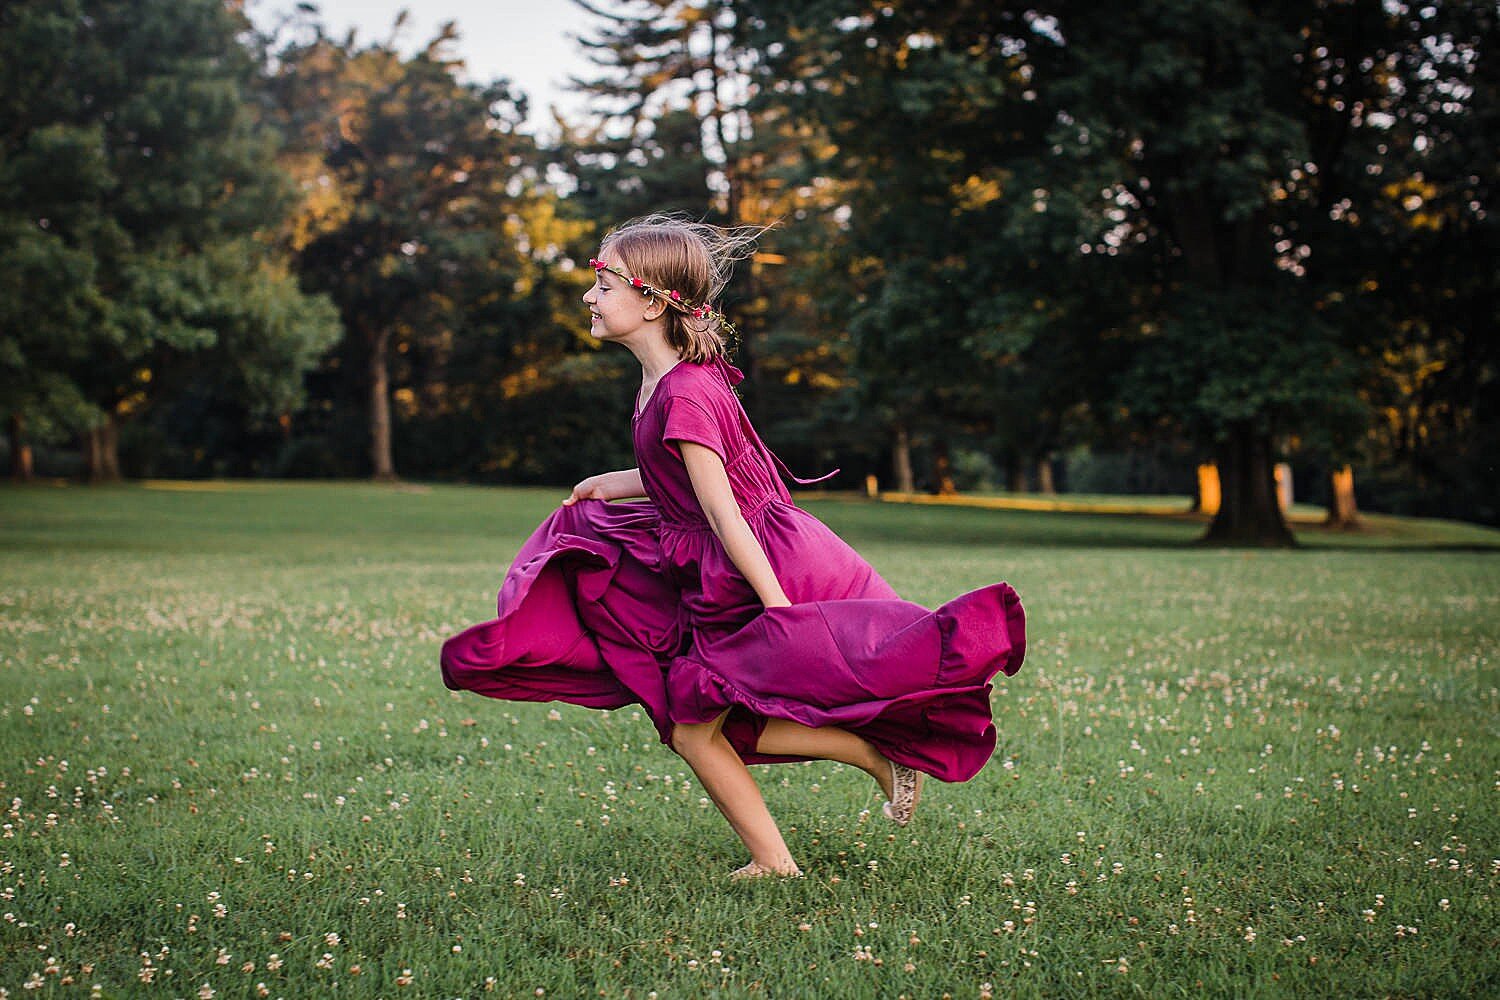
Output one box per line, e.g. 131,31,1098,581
741,0,1498,535
0,484,1496,995
0,0,337,466
1122,290,1368,443
260,15,565,480
0,216,101,439
566,0,742,222
1333,2,1500,523
562,106,717,224
5,0,1492,526
745,2,1129,489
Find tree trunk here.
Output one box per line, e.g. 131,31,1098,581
368,327,397,482
81,414,122,484
81,427,99,481
1036,455,1056,495
705,12,739,227
1005,453,1025,493
891,423,914,494
1324,464,1361,529
1202,425,1294,546
8,413,33,481
931,440,957,495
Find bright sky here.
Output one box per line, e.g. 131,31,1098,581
245,0,604,131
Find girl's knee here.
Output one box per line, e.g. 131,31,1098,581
669,721,714,756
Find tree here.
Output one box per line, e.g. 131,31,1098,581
564,0,858,480
1343,2,1500,525
743,2,1114,495
745,1,1495,540
999,1,1497,542
119,241,343,477
570,0,756,222
0,0,339,480
261,15,539,480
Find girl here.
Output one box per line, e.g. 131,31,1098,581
441,215,1025,879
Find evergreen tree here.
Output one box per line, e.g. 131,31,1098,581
0,0,339,480
746,2,1104,494
570,0,751,222
564,0,849,476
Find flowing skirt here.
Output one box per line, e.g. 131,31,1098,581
440,500,1025,781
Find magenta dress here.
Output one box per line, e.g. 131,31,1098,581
441,358,1025,781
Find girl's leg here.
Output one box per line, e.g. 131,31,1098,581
755,719,924,826
754,719,893,798
670,712,800,875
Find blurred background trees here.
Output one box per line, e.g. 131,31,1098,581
2,0,1495,538
0,0,340,480
258,11,548,480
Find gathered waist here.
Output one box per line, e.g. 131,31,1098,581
657,493,788,533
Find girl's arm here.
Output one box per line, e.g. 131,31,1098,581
679,441,791,608
563,467,645,505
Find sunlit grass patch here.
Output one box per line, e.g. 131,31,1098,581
0,482,1496,997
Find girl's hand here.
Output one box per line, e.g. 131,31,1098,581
563,468,644,506
563,476,609,506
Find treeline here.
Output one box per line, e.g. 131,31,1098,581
2,1,1495,541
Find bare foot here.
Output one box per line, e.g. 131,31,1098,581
730,860,803,881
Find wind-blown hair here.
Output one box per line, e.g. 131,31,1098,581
599,214,766,363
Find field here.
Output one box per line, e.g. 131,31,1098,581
1,482,1496,998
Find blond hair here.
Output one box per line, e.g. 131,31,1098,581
600,214,765,363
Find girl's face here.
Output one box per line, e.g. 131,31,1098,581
582,254,654,342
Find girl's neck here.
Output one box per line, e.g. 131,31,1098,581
627,336,684,381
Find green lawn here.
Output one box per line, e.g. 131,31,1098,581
1,482,1496,998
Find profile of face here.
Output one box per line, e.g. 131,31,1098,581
582,250,657,342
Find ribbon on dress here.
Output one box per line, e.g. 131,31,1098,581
713,355,840,486
769,450,840,486
712,355,746,387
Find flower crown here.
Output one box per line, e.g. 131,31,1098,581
588,257,717,321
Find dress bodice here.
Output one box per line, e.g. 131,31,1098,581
632,358,793,530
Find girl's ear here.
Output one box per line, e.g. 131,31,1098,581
642,297,668,321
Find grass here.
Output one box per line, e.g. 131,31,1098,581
0,481,1496,998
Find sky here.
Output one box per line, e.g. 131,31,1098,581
245,0,604,131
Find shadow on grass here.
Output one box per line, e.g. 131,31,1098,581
803,496,1500,553
805,498,1204,550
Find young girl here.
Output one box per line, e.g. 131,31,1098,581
441,215,1025,879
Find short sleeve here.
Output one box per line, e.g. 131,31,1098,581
661,395,727,462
